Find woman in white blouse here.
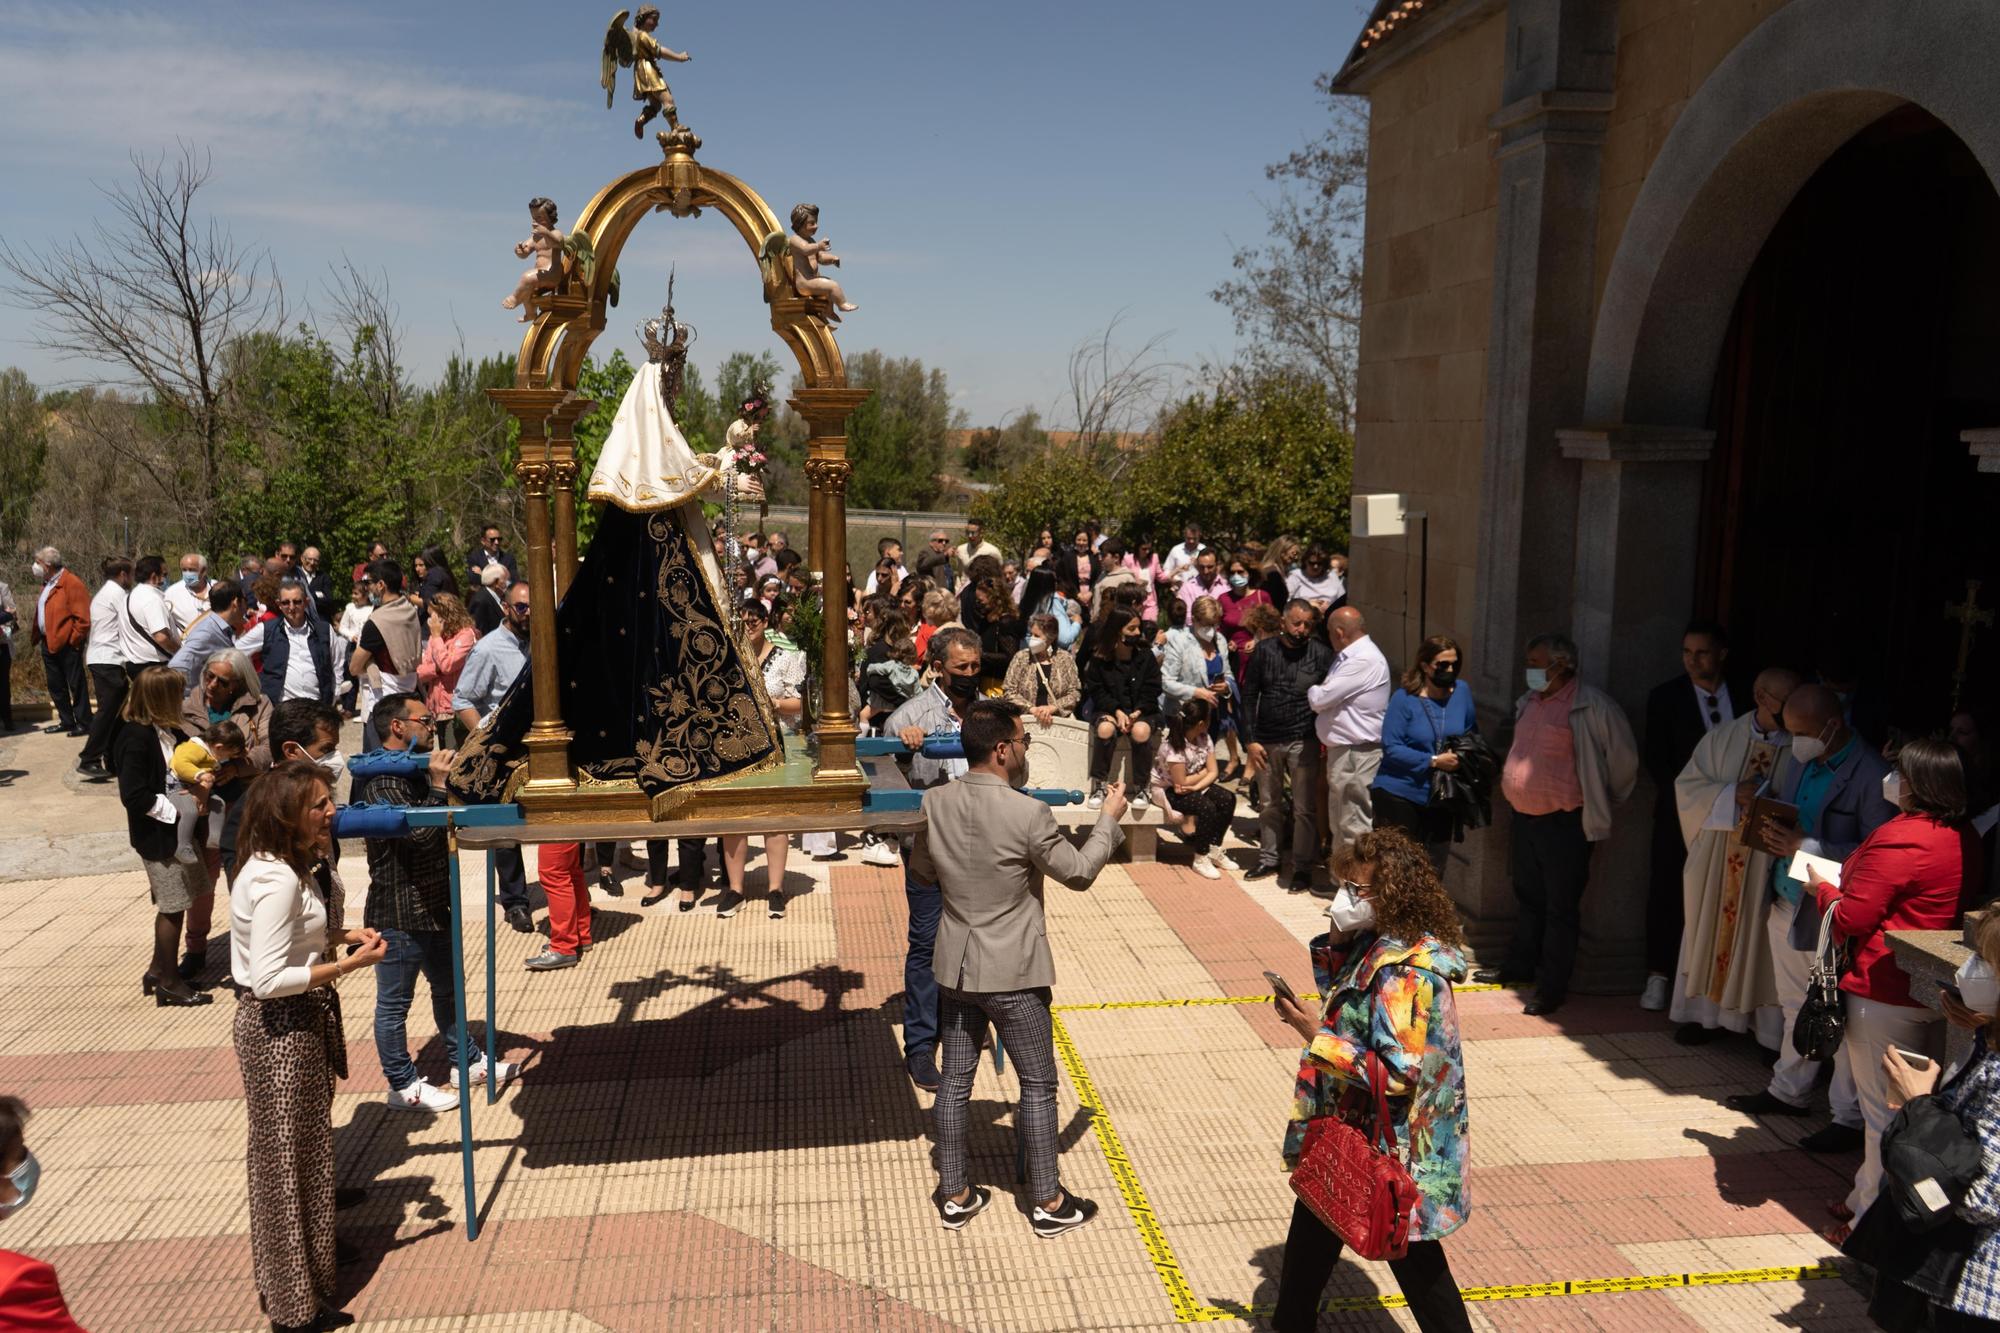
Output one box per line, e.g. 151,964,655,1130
229,760,386,1333
718,596,809,920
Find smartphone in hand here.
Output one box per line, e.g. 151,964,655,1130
1263,970,1300,1007
1892,1047,1934,1072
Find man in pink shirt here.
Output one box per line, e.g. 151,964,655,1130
1479,633,1639,1015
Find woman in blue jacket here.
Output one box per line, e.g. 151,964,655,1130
1371,635,1477,870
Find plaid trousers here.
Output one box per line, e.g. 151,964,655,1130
934,985,1060,1204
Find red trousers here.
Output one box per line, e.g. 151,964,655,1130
538,842,591,957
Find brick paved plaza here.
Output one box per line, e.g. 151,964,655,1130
0,722,1873,1331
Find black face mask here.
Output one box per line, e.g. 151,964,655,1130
1282,628,1309,647
943,674,979,704
1430,663,1459,687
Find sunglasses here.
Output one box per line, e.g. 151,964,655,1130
508,602,531,614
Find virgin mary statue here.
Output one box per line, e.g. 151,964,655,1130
448,304,783,816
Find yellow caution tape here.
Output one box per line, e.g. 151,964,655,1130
1051,982,1507,1015
1051,1000,1849,1323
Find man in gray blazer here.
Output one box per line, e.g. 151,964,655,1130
925,699,1127,1237
1725,682,1892,1152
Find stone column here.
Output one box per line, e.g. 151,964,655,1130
1559,423,1715,991
1456,0,1619,945
1561,426,1716,703
546,397,594,601
789,387,872,784
486,388,575,796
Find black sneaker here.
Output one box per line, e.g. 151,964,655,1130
715,891,742,919
905,1048,941,1093
1031,1190,1099,1238
934,1184,991,1230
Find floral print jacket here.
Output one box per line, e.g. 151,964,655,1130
1282,930,1471,1240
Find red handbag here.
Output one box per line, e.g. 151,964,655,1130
1288,1049,1420,1260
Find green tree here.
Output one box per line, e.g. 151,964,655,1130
969,450,1116,557
570,350,638,548
0,369,47,558
841,350,962,510
961,407,1052,481
1121,372,1352,551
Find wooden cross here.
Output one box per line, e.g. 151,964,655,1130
1945,579,1993,711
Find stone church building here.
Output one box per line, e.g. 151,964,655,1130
1334,0,2000,983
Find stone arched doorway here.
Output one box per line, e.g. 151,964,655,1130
1565,0,2000,713
1695,108,2000,725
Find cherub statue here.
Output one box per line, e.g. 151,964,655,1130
788,203,858,322
503,197,564,322
601,6,692,141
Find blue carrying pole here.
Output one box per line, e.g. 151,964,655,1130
445,818,479,1241
485,850,498,1104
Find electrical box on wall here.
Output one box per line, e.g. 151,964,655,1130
1351,493,1408,538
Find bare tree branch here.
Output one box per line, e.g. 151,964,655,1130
0,143,283,549
1063,311,1178,477
1211,77,1367,423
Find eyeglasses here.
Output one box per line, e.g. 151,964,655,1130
1337,878,1371,897
508,602,531,614
404,714,434,728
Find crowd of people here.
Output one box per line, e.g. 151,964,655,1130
8,512,2000,1332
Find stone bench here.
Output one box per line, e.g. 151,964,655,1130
1052,799,1169,862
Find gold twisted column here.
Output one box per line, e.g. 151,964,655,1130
791,388,872,784
487,387,576,796
546,397,593,600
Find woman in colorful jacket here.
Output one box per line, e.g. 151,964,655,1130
1271,826,1473,1332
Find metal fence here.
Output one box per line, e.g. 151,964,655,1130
751,506,970,585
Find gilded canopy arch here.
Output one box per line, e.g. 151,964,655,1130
511,151,848,395
486,143,868,815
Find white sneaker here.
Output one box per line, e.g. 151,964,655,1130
1190,855,1221,880
1085,783,1105,810
450,1056,519,1091
1130,788,1150,809
860,836,900,868
1639,974,1670,1011
1204,849,1228,870
387,1080,459,1113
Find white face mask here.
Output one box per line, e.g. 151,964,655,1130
1194,624,1217,644
1524,667,1549,693
31,562,46,581
0,1149,40,1219
1328,884,1376,933
1882,771,1904,807
1791,734,1828,764
1026,635,1047,655
1957,954,2000,1017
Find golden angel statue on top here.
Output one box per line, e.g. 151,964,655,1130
602,6,693,140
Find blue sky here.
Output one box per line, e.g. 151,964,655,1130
0,0,1365,425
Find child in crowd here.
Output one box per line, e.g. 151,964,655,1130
860,614,923,735
168,720,246,864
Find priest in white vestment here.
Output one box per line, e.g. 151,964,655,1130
1668,667,1801,1046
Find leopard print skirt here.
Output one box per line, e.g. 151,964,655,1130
235,985,346,1326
